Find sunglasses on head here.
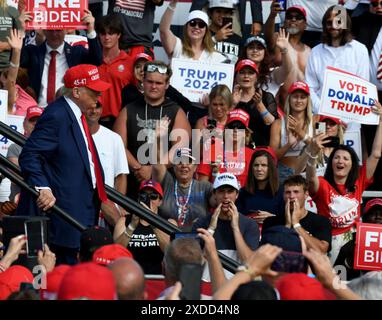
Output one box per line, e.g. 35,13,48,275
139,192,160,200
188,19,207,29
145,64,168,74
285,13,305,21
371,1,382,7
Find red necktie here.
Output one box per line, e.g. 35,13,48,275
47,50,58,103
377,52,382,82
80,114,108,202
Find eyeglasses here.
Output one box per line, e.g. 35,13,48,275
188,19,207,29
371,1,382,8
138,192,160,200
145,64,168,74
285,13,305,21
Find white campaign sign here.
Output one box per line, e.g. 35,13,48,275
0,89,7,124
0,115,24,157
170,58,234,103
344,130,362,164
319,67,379,125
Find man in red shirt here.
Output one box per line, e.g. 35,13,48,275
97,14,134,129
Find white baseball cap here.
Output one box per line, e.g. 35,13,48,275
213,173,240,191
186,10,209,26
209,0,234,9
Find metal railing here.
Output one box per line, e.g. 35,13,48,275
0,121,240,273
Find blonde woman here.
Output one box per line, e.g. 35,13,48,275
159,1,225,63
270,81,313,183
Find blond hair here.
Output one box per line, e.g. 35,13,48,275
181,24,215,58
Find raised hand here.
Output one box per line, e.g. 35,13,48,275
276,28,290,52
6,29,24,51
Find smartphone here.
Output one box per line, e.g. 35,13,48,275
179,263,202,300
138,193,151,208
222,16,233,29
277,0,286,11
271,251,308,273
323,136,340,148
206,118,217,130
171,232,205,249
24,220,44,257
247,210,260,219
315,122,326,135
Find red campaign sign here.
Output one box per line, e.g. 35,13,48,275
25,0,88,30
354,222,382,271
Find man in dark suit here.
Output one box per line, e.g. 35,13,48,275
20,9,102,107
190,0,263,37
16,64,111,265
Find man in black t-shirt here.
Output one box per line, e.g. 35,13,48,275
263,175,332,253
206,0,242,64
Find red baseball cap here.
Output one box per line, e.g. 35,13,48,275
57,262,117,300
26,106,44,120
64,64,111,92
253,146,278,166
276,273,329,300
226,109,250,128
286,5,307,19
288,81,310,95
319,115,344,126
139,179,164,197
40,265,72,300
235,59,259,74
92,244,133,266
134,52,153,65
364,198,382,215
0,265,34,300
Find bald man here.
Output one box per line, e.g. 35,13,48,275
108,258,146,300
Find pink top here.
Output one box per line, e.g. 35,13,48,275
12,84,39,116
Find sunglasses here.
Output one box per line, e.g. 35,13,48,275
226,122,246,130
371,1,382,7
188,19,207,29
285,13,305,21
145,64,168,74
138,192,161,200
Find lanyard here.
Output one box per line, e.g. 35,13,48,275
175,179,193,226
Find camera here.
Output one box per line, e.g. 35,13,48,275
323,136,340,148
315,122,326,135
206,118,217,130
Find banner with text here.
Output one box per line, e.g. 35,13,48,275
26,0,88,30
319,67,379,125
170,58,234,103
354,222,382,271
0,115,24,157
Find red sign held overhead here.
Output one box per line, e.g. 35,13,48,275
26,0,88,30
354,222,382,271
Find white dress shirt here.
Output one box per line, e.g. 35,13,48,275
65,96,96,188
38,43,69,107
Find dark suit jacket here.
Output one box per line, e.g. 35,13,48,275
351,11,382,54
16,97,101,248
20,38,102,100
190,0,263,36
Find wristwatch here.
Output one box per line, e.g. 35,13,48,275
293,223,302,229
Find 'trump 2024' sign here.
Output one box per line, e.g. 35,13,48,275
170,58,234,103
26,0,88,30
319,67,379,125
354,222,382,271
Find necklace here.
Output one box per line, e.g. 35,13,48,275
175,179,193,226
145,103,163,144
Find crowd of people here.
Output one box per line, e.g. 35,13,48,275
0,0,382,300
